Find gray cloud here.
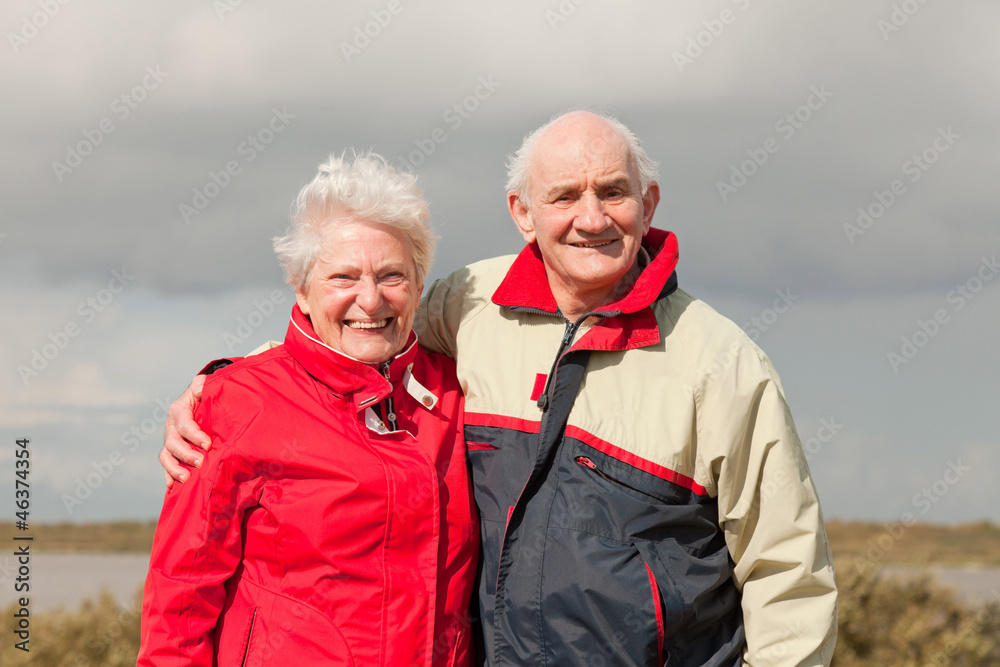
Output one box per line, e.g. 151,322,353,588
3,0,998,521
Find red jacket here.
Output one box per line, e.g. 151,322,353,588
139,305,478,666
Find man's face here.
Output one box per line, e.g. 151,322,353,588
509,114,660,315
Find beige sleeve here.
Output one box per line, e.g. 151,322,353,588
702,347,837,666
414,267,474,359
248,341,281,356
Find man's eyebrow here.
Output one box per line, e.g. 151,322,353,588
541,180,579,198
595,176,632,191
541,175,633,199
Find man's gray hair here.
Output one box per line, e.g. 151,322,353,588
273,150,436,291
504,110,660,206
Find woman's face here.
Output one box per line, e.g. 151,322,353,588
296,220,423,364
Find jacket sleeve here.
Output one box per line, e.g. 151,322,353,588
415,257,514,358
414,274,463,358
138,383,263,666
703,344,837,667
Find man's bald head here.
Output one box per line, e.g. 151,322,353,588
505,110,659,207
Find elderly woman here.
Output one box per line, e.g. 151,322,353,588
138,152,478,666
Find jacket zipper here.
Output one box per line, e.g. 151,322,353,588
240,607,258,667
574,456,661,500
378,361,397,431
536,319,583,412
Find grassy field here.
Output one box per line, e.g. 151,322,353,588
0,520,157,552
5,519,1000,564
826,519,1000,567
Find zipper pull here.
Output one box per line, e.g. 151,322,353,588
380,361,391,381
575,456,596,469
561,321,576,349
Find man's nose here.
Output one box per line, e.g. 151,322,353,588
575,193,611,233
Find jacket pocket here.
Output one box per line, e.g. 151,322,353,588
641,562,665,666
573,454,689,505
464,424,535,521
240,606,260,667
466,441,498,451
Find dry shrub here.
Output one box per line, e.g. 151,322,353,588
0,588,141,667
833,565,1000,666
3,570,1000,665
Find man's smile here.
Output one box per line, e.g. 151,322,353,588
569,239,617,248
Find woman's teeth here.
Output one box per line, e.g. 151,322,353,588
347,319,388,329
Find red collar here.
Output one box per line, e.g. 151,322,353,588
283,303,419,412
491,228,679,351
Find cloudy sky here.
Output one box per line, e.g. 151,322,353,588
1,0,997,527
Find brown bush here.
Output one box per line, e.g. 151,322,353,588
4,568,1000,665
833,565,1000,666
0,588,141,666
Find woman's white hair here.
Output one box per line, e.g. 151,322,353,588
505,110,659,206
273,150,435,291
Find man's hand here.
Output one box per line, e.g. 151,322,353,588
161,375,210,488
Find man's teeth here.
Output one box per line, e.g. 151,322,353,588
347,319,388,329
574,241,613,248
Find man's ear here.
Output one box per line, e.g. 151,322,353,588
508,190,536,244
641,181,661,235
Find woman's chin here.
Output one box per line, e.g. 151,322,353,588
339,329,405,363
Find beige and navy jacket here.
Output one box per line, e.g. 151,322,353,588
415,228,837,666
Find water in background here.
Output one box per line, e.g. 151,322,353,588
0,552,149,613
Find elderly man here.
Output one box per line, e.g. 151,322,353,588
162,111,837,665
